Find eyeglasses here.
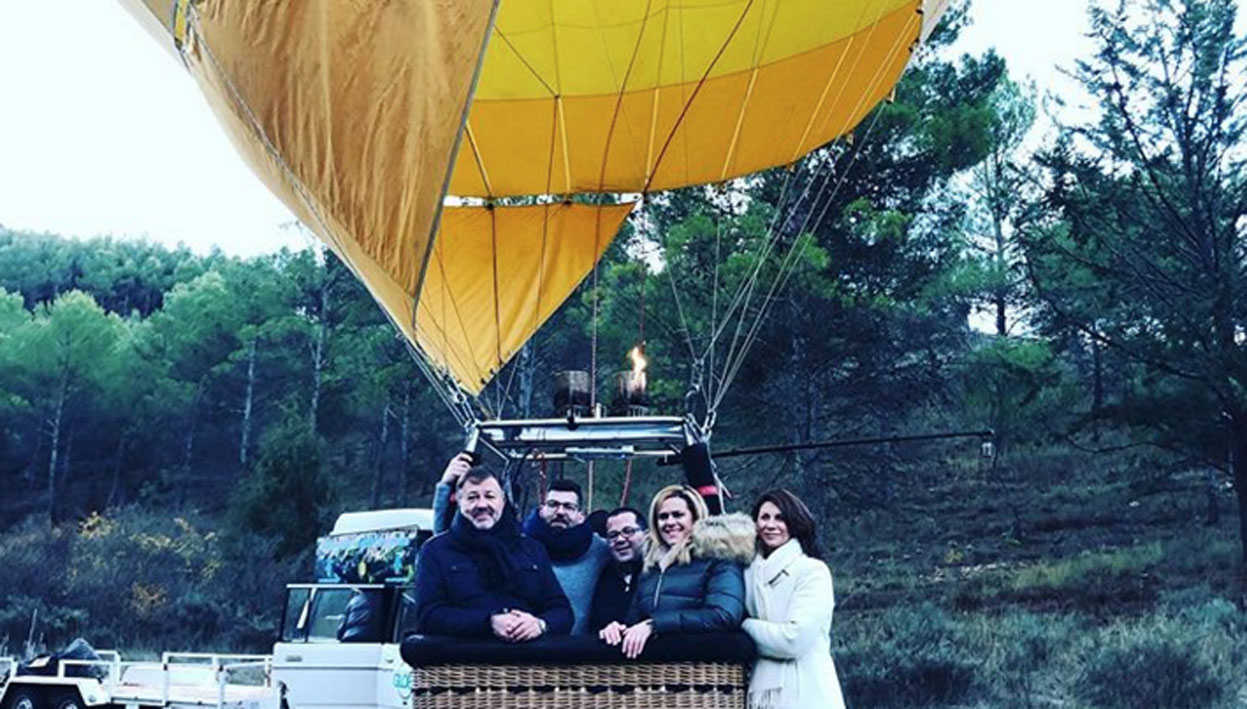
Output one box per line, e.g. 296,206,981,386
543,500,580,513
606,526,643,540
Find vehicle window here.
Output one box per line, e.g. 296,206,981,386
307,588,355,642
281,588,312,642
393,589,419,642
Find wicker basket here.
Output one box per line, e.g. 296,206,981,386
411,661,748,709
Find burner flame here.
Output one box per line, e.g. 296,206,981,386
627,345,647,394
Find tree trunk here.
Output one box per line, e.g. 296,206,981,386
993,212,1007,337
399,383,411,507
1234,432,1247,602
785,297,807,481
61,431,73,491
25,417,44,489
371,397,392,508
309,278,330,430
1091,333,1104,442
518,342,535,418
47,368,68,525
1206,466,1219,526
240,337,258,471
181,382,204,507
107,430,129,508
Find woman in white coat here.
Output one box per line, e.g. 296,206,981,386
742,489,846,709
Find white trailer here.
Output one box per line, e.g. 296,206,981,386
0,651,276,709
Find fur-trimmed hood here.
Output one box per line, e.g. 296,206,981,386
691,512,756,565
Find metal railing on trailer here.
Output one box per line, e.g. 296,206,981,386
19,650,274,708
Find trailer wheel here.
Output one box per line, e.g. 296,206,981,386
49,689,84,709
1,687,40,709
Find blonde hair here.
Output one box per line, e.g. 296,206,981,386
643,484,710,571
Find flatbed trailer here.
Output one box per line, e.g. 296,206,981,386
0,651,277,709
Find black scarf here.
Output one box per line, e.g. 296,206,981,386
448,504,528,594
522,509,593,562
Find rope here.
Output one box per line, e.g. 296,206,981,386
712,4,921,410
537,454,549,500
587,461,595,513
708,221,723,412
638,245,647,344
642,0,758,193
590,259,601,409
587,0,654,411
620,459,634,506
711,0,897,377
665,254,700,364
715,51,908,408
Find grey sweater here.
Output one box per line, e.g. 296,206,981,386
432,482,612,634
553,535,612,634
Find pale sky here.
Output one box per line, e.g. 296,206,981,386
0,1,1103,257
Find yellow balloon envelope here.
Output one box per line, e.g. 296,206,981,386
118,0,943,395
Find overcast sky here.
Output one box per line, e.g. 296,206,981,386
0,1,1106,256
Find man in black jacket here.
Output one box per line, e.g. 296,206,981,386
415,467,572,641
587,506,647,632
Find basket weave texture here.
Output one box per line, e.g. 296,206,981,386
411,661,748,709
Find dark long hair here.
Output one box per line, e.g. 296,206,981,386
751,489,823,560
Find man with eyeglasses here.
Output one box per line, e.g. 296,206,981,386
432,457,610,635
588,507,647,632
519,479,612,634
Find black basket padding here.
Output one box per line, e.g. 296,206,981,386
401,631,755,667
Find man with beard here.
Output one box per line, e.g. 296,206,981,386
588,507,647,632
520,479,612,635
433,456,610,635
415,466,572,641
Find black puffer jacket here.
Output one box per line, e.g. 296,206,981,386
627,513,755,635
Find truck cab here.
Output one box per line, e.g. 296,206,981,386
271,508,433,709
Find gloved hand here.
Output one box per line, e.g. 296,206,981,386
681,442,723,515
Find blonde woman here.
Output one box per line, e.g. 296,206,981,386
743,489,845,709
599,484,754,658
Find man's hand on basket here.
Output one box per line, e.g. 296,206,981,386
620,620,653,659
599,621,626,646
490,612,519,641
505,610,545,642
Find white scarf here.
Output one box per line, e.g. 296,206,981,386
748,538,804,702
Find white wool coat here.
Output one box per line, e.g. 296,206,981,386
742,539,846,709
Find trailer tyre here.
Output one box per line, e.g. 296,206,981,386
1,687,40,709
49,690,84,709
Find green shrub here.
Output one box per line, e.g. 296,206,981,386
0,508,307,654
1007,543,1163,610
838,604,979,708
1075,613,1236,709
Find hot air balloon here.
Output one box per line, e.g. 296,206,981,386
117,0,949,471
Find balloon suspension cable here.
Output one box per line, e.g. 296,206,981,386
684,357,708,427
590,267,601,411
536,453,549,501
714,12,920,410
501,449,535,510
694,0,919,414
707,220,723,411
587,460,595,513
404,339,474,429
620,459,634,506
